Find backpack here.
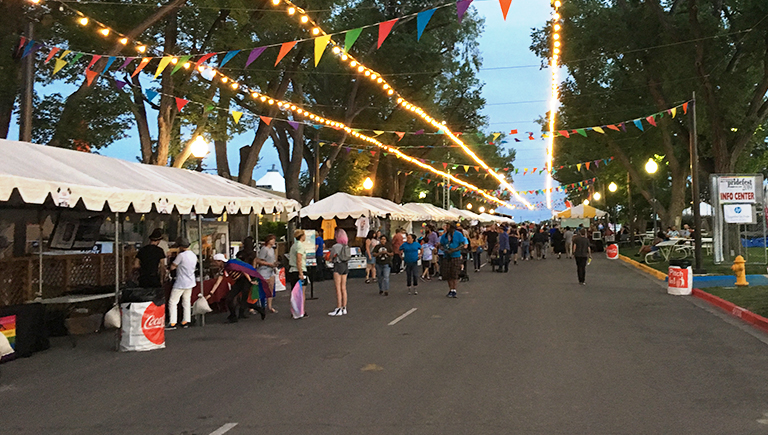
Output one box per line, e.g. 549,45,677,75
336,244,352,263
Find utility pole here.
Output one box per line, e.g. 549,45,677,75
19,21,34,142
313,131,320,203
627,172,634,245
690,92,705,273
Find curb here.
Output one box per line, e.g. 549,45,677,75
618,255,667,280
692,288,768,334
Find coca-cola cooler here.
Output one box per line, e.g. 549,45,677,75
667,259,693,296
120,288,165,352
606,243,619,260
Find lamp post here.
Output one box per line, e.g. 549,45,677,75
608,182,618,233
466,203,473,210
191,136,209,171
363,177,374,191
645,158,658,235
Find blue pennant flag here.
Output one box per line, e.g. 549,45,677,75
101,56,117,75
145,89,159,102
219,50,241,67
417,9,437,41
633,119,644,131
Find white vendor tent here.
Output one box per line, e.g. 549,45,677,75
449,207,482,221
403,203,461,222
0,139,300,214
477,213,513,224
297,192,422,221
556,204,608,219
683,202,714,217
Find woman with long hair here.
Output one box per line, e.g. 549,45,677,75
371,234,393,296
364,230,377,284
256,234,278,313
328,228,350,316
288,229,308,318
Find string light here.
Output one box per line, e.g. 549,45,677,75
99,28,110,37
78,17,89,26
546,0,563,211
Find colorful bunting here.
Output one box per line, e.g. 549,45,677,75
101,56,116,75
154,56,173,78
417,9,437,41
345,28,363,53
646,115,657,127
287,121,300,130
231,111,243,124
275,41,298,66
314,35,332,67
145,89,159,102
45,47,60,63
171,55,192,74
499,0,512,20
87,55,102,70
118,57,134,71
193,53,216,71
53,58,68,75
592,126,605,134
456,0,473,24
245,47,267,68
378,19,398,48
633,119,644,131
132,57,151,78
114,80,127,90
260,116,272,125
395,132,405,141
219,50,240,67
175,97,189,112
84,69,98,86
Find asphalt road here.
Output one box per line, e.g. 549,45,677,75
4,255,768,434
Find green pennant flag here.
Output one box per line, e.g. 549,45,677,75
69,52,84,64
204,104,215,113
345,28,363,53
383,152,388,156
576,129,588,137
171,55,192,75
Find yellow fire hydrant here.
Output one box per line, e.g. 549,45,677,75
732,255,749,287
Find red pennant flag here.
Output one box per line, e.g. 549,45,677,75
175,97,189,112
585,161,591,170
474,166,480,172
84,69,98,86
499,0,512,20
395,132,405,141
682,102,688,114
442,162,448,169
132,57,151,78
558,130,570,138
606,124,620,131
528,133,535,140
17,37,27,54
426,179,432,184
260,116,272,125
378,19,398,48
275,41,298,66
532,167,537,173
510,129,518,134
45,47,61,63
371,151,376,156
194,53,216,71
87,55,102,70
646,115,657,127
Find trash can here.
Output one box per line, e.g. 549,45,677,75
120,288,165,352
606,243,619,260
668,259,693,296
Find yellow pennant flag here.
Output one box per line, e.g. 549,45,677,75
592,126,605,134
463,165,470,172
53,58,68,75
314,35,332,67
492,133,501,142
373,131,384,136
576,163,582,171
59,50,72,60
231,111,243,124
154,56,173,78
671,107,677,118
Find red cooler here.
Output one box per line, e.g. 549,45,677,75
120,302,166,352
606,243,619,260
667,260,693,296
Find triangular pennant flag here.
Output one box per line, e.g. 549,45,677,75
646,115,657,127
154,56,173,78
114,80,127,90
100,56,116,75
585,162,591,170
69,53,84,64
378,19,398,49
17,37,26,55
592,126,605,134
53,58,68,75
417,9,437,41
87,55,102,70
510,129,518,134
373,131,384,136
204,104,215,113
84,69,98,86
436,127,445,134
21,40,37,58
259,115,273,124
523,168,528,175
457,0,473,24
492,133,501,141
559,130,570,138
45,47,61,63
170,55,192,75
145,89,159,102
576,163,582,171
528,132,535,140
633,119,644,131
345,28,363,53
287,120,299,130
194,53,217,72
219,50,240,67
619,122,626,132
514,138,521,142
682,102,688,114
175,97,189,112
442,162,448,169
132,57,151,78
314,35,332,66
576,129,587,137
670,107,677,118
371,151,377,156
414,129,424,135
463,165,469,172
245,47,267,68
532,167,537,173
275,41,298,66
118,57,135,71
593,160,599,168
499,0,512,20
607,124,620,131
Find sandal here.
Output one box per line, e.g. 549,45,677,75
269,308,278,314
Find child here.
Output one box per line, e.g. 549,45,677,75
420,238,433,281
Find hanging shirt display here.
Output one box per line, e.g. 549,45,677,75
321,219,337,239
355,216,370,238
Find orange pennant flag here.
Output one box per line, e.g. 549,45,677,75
395,132,405,141
378,19,398,48
260,116,272,125
499,0,512,20
275,41,298,66
131,57,151,78
682,102,688,114
84,69,98,86
585,161,591,170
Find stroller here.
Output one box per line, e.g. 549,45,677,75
459,252,470,282
489,245,502,272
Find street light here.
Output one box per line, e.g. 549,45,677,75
466,203,473,210
645,158,659,234
583,199,589,205
593,192,602,201
191,136,209,158
362,177,374,190
608,182,618,193
479,206,486,213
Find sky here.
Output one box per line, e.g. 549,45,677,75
11,0,559,223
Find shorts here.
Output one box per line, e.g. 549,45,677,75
442,256,462,281
366,255,375,265
333,261,349,275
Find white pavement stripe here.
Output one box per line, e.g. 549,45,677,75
388,308,418,326
209,423,238,435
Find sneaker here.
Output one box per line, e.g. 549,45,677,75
342,307,347,315
420,276,426,282
365,279,371,284
449,290,457,298
407,287,412,295
580,282,586,286
413,290,418,295
328,308,343,317
384,291,389,296
379,290,383,295
165,323,177,330
181,322,190,329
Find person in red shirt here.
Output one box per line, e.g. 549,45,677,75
391,228,406,274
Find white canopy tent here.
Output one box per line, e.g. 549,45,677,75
297,192,423,221
476,213,513,224
403,203,461,222
683,202,714,217
556,204,608,219
0,140,301,214
449,207,482,222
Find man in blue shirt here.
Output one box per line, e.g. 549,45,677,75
315,229,325,281
497,226,510,273
399,234,421,295
439,223,468,298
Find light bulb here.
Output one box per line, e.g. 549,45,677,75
300,15,309,23
268,99,274,105
332,46,341,54
312,27,320,35
466,203,472,210
555,1,562,7
383,84,389,90
377,78,383,83
387,89,394,95
350,60,357,67
271,0,280,4
583,199,589,205
170,58,178,64
363,177,374,190
190,136,209,158
645,158,658,174
593,192,601,201
479,206,485,213
554,24,561,31
183,62,191,69
554,41,561,47
364,70,371,76
78,17,89,26
341,54,348,61
119,37,128,45
357,66,364,72
608,182,618,192
99,28,110,36
554,12,561,19
260,96,267,102
221,77,228,83
231,83,238,89
137,45,147,53
287,7,295,15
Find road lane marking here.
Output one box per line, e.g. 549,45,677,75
388,308,417,326
210,423,238,435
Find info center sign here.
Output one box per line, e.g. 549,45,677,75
710,174,765,263
718,176,760,203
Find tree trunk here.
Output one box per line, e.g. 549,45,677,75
0,0,25,138
214,90,231,178
153,9,179,166
127,75,154,163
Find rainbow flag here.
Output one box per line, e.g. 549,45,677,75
1,315,16,361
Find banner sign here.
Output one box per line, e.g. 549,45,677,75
723,204,755,224
718,176,759,204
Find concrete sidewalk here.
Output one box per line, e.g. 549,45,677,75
3,255,768,434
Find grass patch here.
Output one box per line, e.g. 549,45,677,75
618,245,767,275
704,286,768,319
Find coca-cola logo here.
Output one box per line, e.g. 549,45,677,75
668,268,688,288
606,244,618,258
141,303,165,345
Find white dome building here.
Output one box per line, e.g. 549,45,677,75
255,164,285,193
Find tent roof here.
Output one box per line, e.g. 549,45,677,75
298,192,422,220
403,203,462,221
449,207,482,221
0,139,300,215
556,204,607,219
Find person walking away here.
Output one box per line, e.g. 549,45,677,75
314,229,326,282
420,237,433,281
134,228,167,289
256,235,279,314
509,225,520,265
440,223,468,298
391,228,405,274
167,238,196,329
328,228,351,316
364,231,377,284
552,226,565,259
288,230,308,318
564,227,574,259
483,224,499,268
519,225,530,260
469,231,483,272
497,226,510,272
400,234,421,295
372,235,393,296
532,226,547,260
573,229,592,285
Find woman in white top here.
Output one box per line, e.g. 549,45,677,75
256,234,278,314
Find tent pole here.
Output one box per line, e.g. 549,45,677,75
37,213,43,299
114,212,120,351
198,214,205,327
